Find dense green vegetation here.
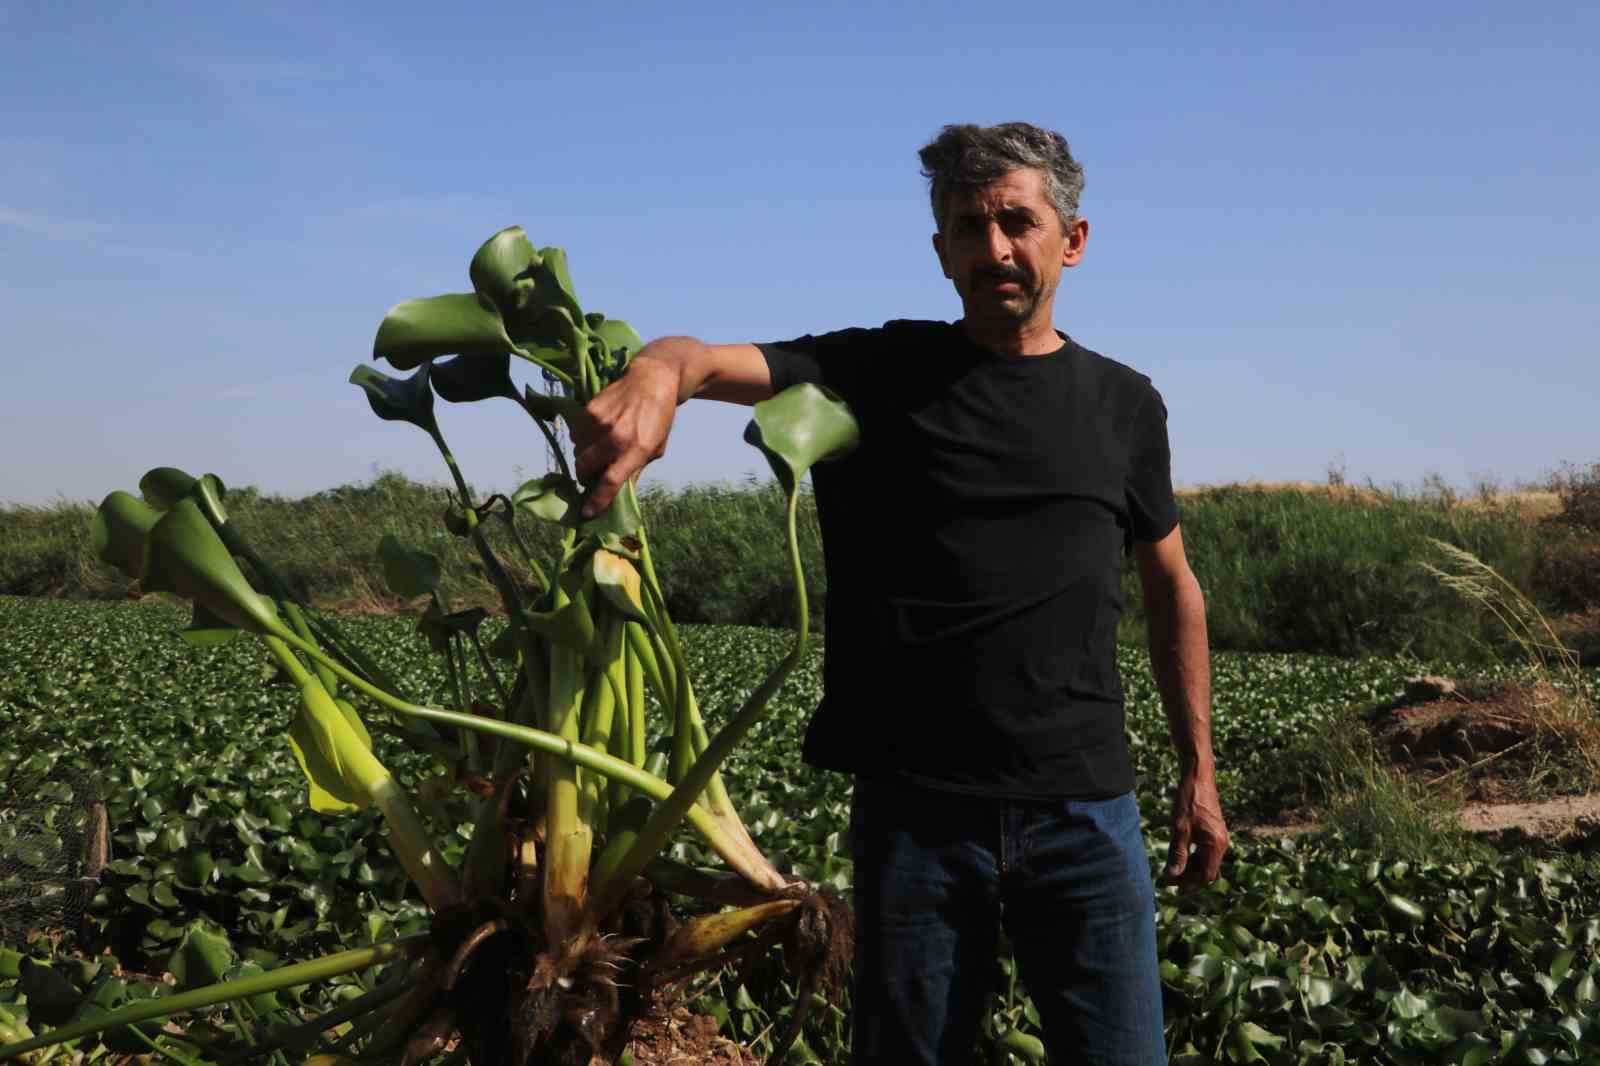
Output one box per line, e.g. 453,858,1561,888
4,596,1600,1063
5,471,1594,662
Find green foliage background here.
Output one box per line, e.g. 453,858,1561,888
4,596,1600,1063
2,473,1586,662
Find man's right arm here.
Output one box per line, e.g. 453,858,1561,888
570,336,772,516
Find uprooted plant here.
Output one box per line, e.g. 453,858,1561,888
0,226,857,1065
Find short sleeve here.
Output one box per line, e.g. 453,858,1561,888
756,327,874,406
1126,385,1180,545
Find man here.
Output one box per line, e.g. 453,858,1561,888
570,122,1227,1065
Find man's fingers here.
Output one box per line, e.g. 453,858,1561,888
582,450,656,517
573,439,611,485
1164,824,1191,881
1180,836,1227,892
564,404,600,440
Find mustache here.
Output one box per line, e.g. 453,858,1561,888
970,264,1031,288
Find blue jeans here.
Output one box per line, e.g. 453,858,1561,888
849,777,1167,1065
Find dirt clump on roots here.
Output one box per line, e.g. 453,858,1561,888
626,1006,753,1065
1367,676,1598,804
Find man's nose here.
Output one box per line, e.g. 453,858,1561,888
981,220,1011,262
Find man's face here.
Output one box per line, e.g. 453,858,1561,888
932,167,1088,330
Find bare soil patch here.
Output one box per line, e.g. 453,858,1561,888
1238,675,1600,843
627,1005,753,1065
1368,676,1591,804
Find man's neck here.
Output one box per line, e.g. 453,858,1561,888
959,314,1062,357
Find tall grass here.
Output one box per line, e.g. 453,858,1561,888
3,473,1586,660
1121,485,1546,661
1422,538,1600,779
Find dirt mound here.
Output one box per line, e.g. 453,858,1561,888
627,1006,752,1065
1368,677,1593,804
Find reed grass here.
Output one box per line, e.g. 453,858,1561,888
3,472,1586,660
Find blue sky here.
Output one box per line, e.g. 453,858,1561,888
3,1,1595,504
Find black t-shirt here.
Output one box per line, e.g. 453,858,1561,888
757,319,1179,798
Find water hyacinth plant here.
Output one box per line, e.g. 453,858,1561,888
1,227,857,1065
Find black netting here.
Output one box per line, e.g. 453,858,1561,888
0,765,108,943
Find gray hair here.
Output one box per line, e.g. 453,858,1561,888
918,122,1085,233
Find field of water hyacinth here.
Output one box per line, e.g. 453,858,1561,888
3,595,1599,1064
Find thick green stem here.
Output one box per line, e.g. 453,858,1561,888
543,581,592,945
265,638,460,911
0,938,425,1062
579,618,625,826
609,635,648,813
272,631,752,867
589,489,810,915
281,600,337,695
637,541,738,818
625,619,674,709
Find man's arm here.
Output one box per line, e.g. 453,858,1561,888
570,337,772,516
1134,524,1229,891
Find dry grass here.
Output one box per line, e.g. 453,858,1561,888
1421,539,1600,780
1176,479,1563,518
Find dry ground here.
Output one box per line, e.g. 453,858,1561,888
1240,675,1600,843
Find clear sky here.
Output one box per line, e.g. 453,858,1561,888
3,1,1595,505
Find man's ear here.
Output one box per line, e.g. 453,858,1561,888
1062,217,1090,268
932,231,951,279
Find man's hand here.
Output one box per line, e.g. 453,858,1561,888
1165,767,1229,892
569,356,681,517
566,337,773,517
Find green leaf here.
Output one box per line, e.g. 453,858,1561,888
1447,1034,1496,1066
19,959,82,1026
141,499,281,635
431,351,520,404
1227,1020,1285,1063
523,589,598,657
468,225,540,321
522,383,581,422
139,468,229,527
530,246,584,322
417,601,487,654
286,683,376,812
377,533,440,599
744,383,860,495
374,292,519,370
350,363,439,435
167,920,237,990
180,602,242,648
516,305,586,367
578,478,644,555
1431,1006,1487,1038
1389,986,1430,1020
92,490,161,578
592,317,643,360
997,1028,1047,1062
591,549,648,623
174,849,215,887
512,473,581,525
1385,892,1427,923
